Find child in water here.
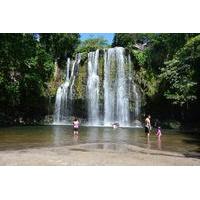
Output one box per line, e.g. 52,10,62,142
112,122,119,129
73,117,79,135
156,127,162,137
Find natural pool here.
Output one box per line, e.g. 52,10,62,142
0,126,199,156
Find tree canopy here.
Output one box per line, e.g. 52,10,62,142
112,33,200,123
0,33,80,125
160,35,200,106
76,37,109,53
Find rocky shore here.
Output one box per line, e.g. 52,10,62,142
0,143,199,166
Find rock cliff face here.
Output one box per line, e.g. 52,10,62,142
53,47,142,127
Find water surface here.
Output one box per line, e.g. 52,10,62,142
0,126,199,156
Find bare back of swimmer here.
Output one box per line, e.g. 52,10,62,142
145,115,151,136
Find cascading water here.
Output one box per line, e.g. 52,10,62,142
66,58,70,81
53,54,81,124
53,47,141,127
103,49,114,125
104,47,129,126
87,49,100,125
69,61,76,100
69,54,81,99
53,87,62,123
116,48,130,125
53,58,71,123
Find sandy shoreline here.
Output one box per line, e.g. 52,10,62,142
0,143,199,166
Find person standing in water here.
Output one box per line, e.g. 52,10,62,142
156,127,162,138
73,117,79,135
156,127,162,149
145,115,151,136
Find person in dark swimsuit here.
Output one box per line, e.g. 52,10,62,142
73,117,79,135
144,115,151,136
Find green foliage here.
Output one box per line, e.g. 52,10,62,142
137,67,159,98
132,49,148,66
142,33,199,72
74,65,87,99
39,33,80,68
0,33,79,125
76,37,109,54
112,33,148,47
160,35,200,106
0,34,37,117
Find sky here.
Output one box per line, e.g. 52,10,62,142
80,33,114,44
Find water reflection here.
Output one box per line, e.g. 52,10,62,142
53,126,62,146
0,126,199,154
115,128,129,143
52,125,74,146
102,128,112,149
146,135,151,150
73,134,79,144
87,127,99,142
157,137,162,150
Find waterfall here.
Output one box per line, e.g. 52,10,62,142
104,47,129,126
53,54,81,124
66,58,70,81
53,47,141,127
53,87,62,123
115,47,130,125
69,61,76,100
87,49,100,125
104,49,114,125
53,58,71,123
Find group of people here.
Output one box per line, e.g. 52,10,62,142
72,118,120,135
145,115,162,137
72,115,162,138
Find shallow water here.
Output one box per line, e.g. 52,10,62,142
0,126,199,156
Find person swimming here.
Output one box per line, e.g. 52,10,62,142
112,122,119,129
